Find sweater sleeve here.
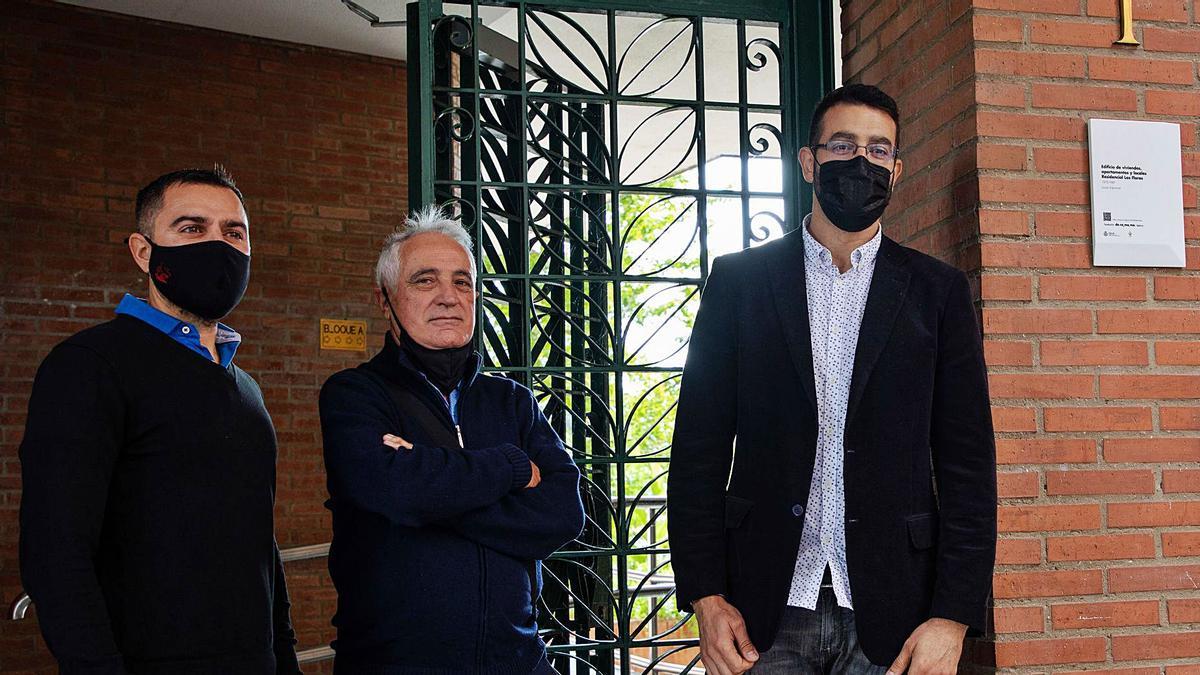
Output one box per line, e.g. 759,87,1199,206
19,343,132,675
320,371,532,526
270,541,302,674
442,386,585,561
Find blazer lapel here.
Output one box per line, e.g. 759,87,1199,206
846,236,911,425
766,231,818,412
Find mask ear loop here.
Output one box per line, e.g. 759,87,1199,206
380,286,406,344
809,146,824,196
885,148,900,196
133,233,159,280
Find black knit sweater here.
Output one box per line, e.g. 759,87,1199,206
19,315,300,674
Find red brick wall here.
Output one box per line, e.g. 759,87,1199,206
841,0,982,272
844,0,1200,672
0,1,407,670
975,0,1200,671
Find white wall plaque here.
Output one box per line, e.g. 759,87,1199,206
1088,118,1185,268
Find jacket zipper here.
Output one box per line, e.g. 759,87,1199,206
420,377,484,672
411,375,466,445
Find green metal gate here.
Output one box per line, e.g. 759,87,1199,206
406,1,833,670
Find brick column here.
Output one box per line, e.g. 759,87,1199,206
842,0,1200,671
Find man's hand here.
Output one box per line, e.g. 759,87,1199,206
526,461,541,488
382,434,413,450
886,617,967,675
381,436,542,490
693,594,758,675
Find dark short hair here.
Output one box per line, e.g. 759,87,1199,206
134,166,244,236
808,84,901,148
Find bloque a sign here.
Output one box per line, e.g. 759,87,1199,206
320,319,368,351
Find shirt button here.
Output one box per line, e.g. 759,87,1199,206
792,504,805,517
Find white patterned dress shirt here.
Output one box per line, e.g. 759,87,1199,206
786,215,882,610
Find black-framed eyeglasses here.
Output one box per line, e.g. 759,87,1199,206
812,140,899,163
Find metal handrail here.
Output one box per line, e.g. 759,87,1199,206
9,593,31,621
280,543,330,563
9,526,691,667
9,542,334,621
11,537,689,671
297,645,335,664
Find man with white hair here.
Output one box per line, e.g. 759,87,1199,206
319,206,585,674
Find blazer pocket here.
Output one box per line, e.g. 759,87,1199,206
725,494,754,529
906,513,939,550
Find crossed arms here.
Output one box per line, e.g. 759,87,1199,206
319,372,585,561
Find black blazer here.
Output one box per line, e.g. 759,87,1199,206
667,229,996,665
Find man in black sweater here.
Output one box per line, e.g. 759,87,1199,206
19,168,302,674
319,206,585,674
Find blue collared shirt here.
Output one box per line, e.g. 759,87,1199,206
115,294,242,368
448,389,461,423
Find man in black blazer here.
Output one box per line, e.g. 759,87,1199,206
668,84,996,675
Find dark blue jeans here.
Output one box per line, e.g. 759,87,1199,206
750,587,888,675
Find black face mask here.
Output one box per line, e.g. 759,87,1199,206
148,239,250,321
813,155,895,233
382,289,473,396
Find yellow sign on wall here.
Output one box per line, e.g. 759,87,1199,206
320,319,368,351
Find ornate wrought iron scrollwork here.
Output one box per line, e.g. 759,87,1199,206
617,17,697,97
620,195,699,277
618,106,698,186
433,106,476,153
745,36,781,72
747,121,783,156
526,97,613,184
437,194,478,228
528,190,614,274
749,209,785,243
420,3,799,671
525,9,610,94
435,14,474,53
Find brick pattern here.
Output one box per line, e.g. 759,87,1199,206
843,0,1200,672
1,1,406,671
840,0,981,271
974,0,1200,669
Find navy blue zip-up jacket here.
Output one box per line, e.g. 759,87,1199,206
319,337,585,674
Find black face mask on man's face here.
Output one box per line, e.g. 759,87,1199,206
381,288,473,396
813,154,895,233
148,239,251,322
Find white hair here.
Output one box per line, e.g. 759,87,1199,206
374,205,476,291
